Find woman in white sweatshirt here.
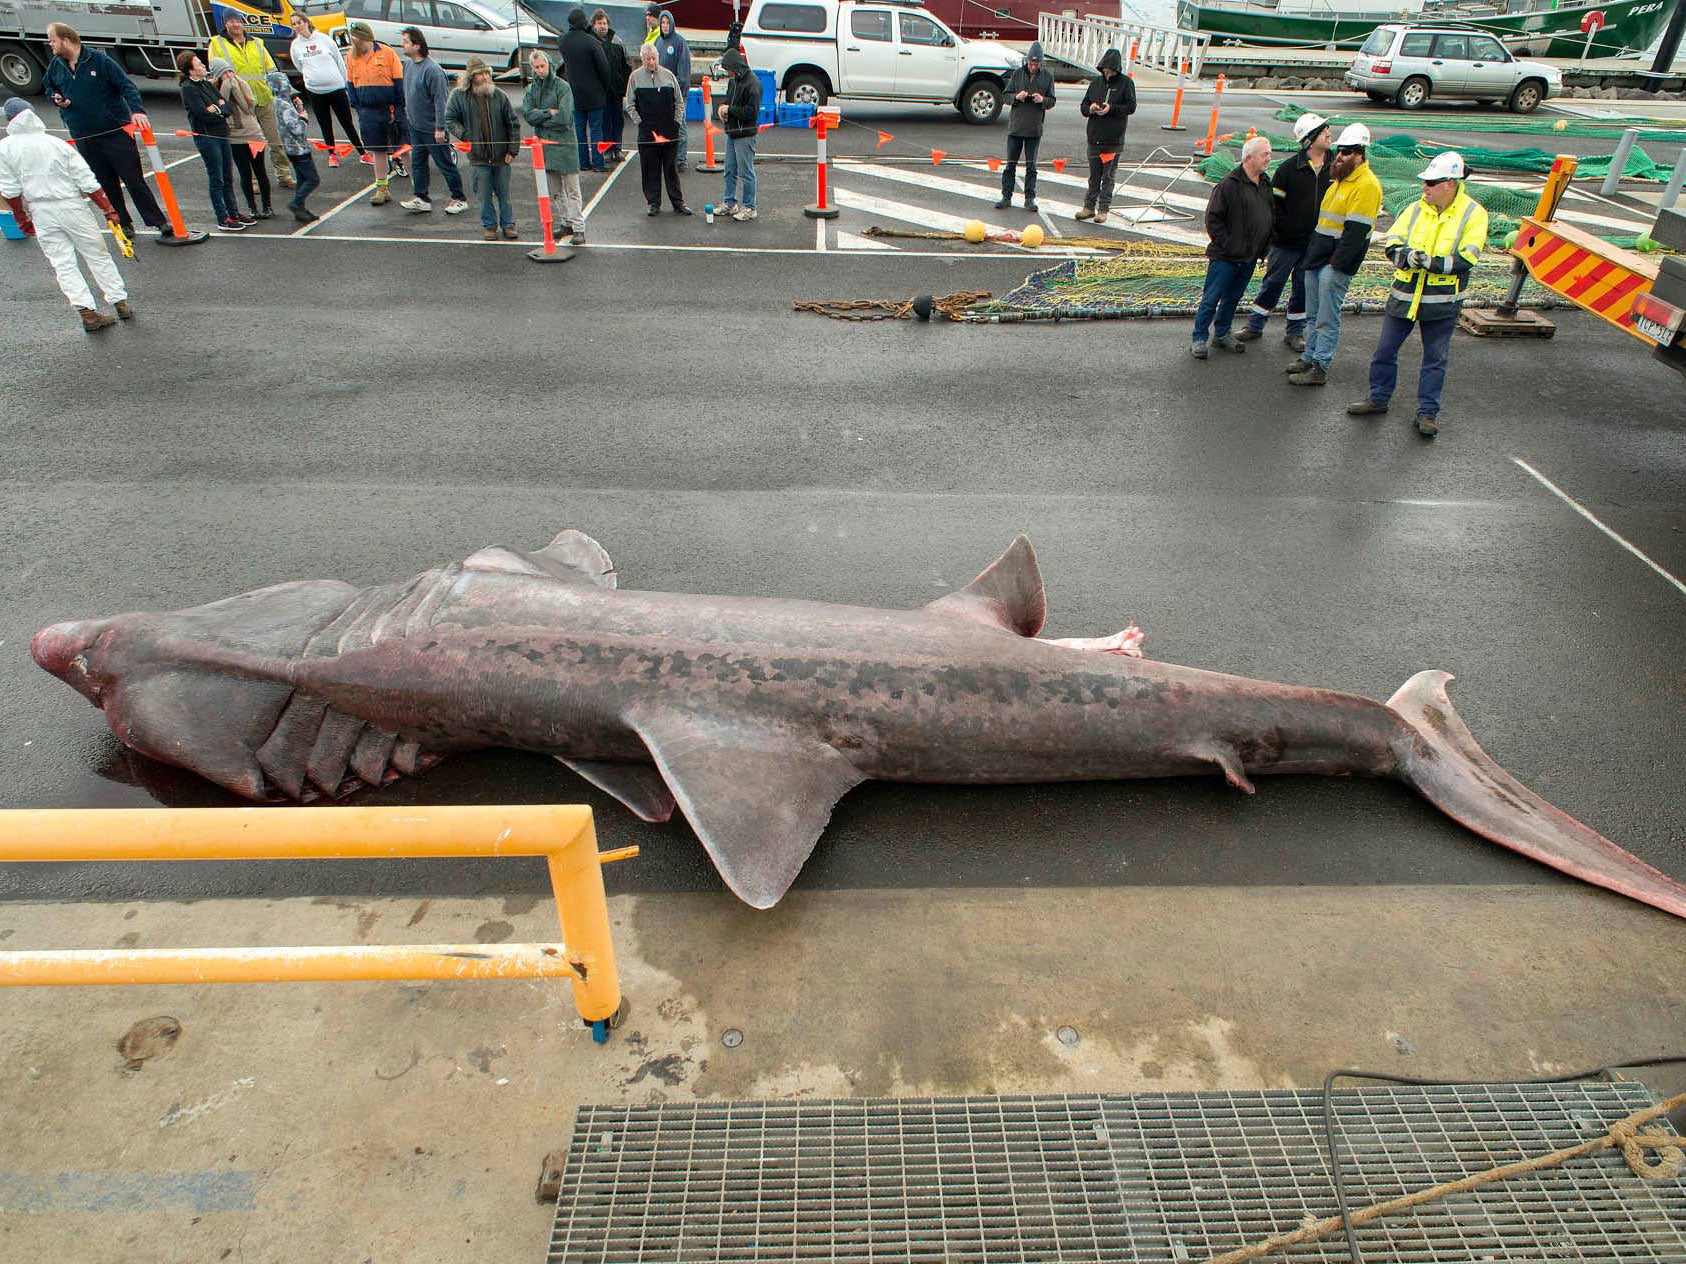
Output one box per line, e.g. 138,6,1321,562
287,11,365,165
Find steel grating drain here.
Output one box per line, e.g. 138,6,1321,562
546,1083,1686,1263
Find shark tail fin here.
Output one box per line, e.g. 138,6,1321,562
1387,670,1686,920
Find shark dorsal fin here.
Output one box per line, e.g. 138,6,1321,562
924,535,1046,637
461,531,617,588
629,707,864,908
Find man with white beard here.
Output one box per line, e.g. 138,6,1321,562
445,57,523,240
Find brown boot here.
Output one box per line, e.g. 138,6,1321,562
114,300,135,321
79,307,117,332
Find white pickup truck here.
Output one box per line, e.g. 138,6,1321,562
738,0,1023,124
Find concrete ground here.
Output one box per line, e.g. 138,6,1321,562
0,79,1682,1264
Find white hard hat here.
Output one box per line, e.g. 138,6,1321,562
1417,150,1466,181
1334,122,1371,148
1293,112,1329,143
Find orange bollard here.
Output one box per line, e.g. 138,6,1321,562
1127,38,1138,77
803,106,840,219
1162,58,1188,131
137,121,207,245
524,137,573,264
696,77,724,173
1196,74,1225,155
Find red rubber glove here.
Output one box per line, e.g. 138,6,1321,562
4,194,34,236
88,188,121,229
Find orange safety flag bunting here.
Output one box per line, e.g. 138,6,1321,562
987,156,1001,171
1051,157,1066,173
875,130,893,147
931,149,946,165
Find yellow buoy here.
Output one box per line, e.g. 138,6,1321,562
1552,118,1569,131
1021,223,1046,249
963,220,987,243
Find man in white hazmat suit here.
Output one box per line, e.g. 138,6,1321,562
0,97,132,332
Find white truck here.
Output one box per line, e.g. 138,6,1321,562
0,0,342,95
738,0,1024,124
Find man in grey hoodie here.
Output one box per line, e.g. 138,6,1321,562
398,27,468,214
995,42,1055,212
653,11,691,169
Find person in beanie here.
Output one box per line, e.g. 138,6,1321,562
212,56,270,220
523,49,585,244
1347,151,1488,437
176,52,241,232
41,23,171,241
288,10,364,165
716,45,760,220
654,11,692,168
561,7,614,172
207,15,293,191
592,9,635,163
625,41,688,215
0,97,134,332
345,21,408,204
269,71,321,222
399,27,469,214
643,3,661,42
995,42,1054,211
1236,111,1331,351
1192,135,1273,359
445,56,522,239
1289,122,1383,386
1076,48,1133,224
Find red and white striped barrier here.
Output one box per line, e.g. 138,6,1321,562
524,137,573,264
138,122,207,246
803,105,840,221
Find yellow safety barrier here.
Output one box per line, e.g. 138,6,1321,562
0,806,634,1040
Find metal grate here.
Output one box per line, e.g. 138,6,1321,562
546,1084,1686,1263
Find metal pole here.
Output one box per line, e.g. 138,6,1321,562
1651,0,1686,76
1600,127,1640,196
1661,146,1686,211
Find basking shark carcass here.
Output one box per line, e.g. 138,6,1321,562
30,531,1686,918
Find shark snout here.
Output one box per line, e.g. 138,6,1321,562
31,619,112,698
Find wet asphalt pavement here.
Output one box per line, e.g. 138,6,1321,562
0,82,1682,905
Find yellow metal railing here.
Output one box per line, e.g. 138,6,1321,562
0,805,634,1040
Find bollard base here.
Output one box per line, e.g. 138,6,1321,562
1160,124,1187,131
527,247,576,263
804,205,840,220
695,162,724,174
156,228,210,246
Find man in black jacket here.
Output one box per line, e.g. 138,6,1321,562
716,47,761,219
1192,135,1273,359
1075,48,1133,224
561,6,614,171
995,42,1054,212
1237,111,1330,352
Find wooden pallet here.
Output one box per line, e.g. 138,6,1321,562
1459,307,1557,338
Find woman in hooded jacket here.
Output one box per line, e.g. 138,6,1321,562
212,56,271,220
1076,48,1134,224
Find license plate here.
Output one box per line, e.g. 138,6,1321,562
1634,314,1674,343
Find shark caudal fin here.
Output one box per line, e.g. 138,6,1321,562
1388,670,1686,920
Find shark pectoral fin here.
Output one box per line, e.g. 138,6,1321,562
1188,740,1256,794
558,758,676,823
924,535,1047,638
463,531,617,589
629,709,865,909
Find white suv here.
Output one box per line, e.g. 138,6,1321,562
740,0,1024,124
337,0,543,75
1346,24,1561,113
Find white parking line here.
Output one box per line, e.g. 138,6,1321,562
582,158,630,220
1513,457,1686,599
216,231,1083,259
292,181,376,237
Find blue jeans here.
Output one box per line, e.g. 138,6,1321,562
575,107,605,171
1244,244,1309,338
675,117,688,164
1001,133,1040,200
1192,257,1258,345
194,135,236,222
286,153,320,210
1367,312,1457,418
1303,264,1355,368
472,162,514,229
723,136,756,208
603,98,625,154
409,130,465,203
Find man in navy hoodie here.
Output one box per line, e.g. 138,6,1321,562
42,21,170,240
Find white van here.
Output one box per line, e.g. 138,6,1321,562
739,0,1023,124
336,0,542,75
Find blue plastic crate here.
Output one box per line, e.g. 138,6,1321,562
776,102,814,128
0,209,26,241
685,87,704,122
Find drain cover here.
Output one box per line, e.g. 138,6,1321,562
546,1083,1685,1263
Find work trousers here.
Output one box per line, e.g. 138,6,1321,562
1192,257,1257,345
723,135,755,209
308,87,363,153
551,172,584,231
287,153,321,209
1244,244,1309,338
229,139,271,211
1303,264,1355,369
638,139,683,208
1084,144,1118,212
1366,312,1457,419
194,134,238,222
1001,133,1040,200
471,162,515,229
74,130,164,235
575,106,605,171
32,199,126,310
409,130,466,202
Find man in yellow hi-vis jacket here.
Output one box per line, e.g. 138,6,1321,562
1348,151,1489,437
